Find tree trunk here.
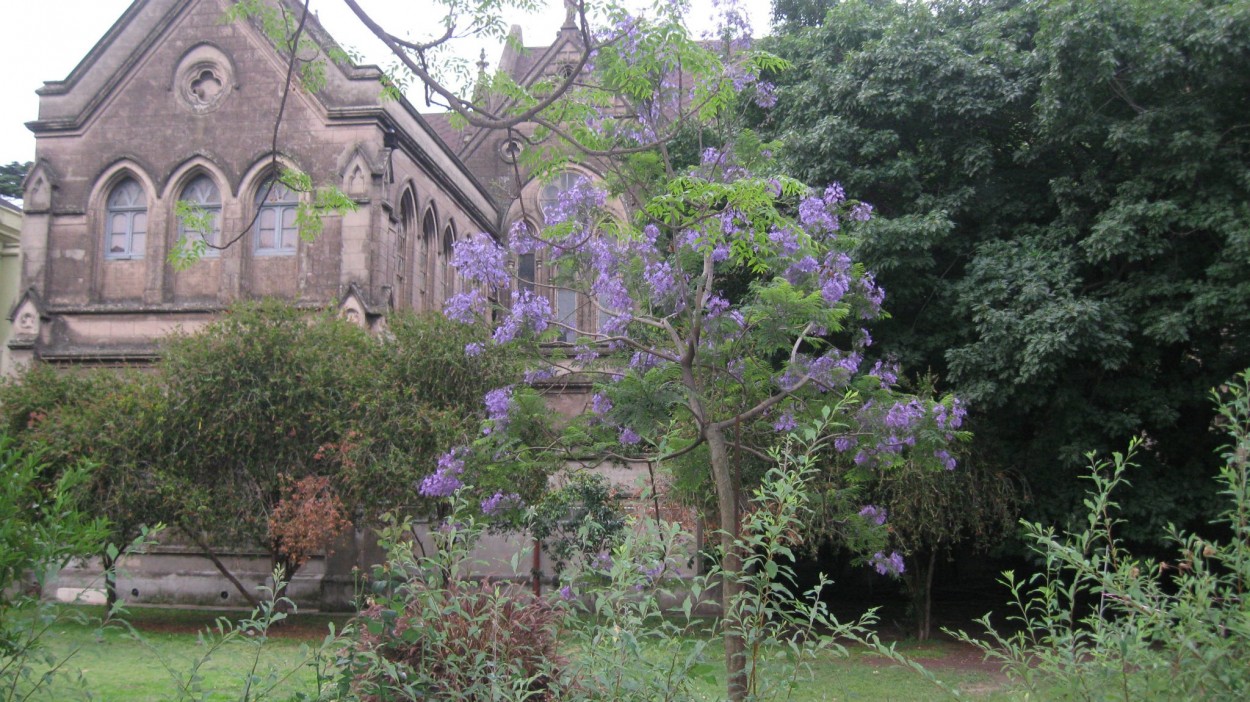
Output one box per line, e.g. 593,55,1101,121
707,425,747,702
102,551,118,617
907,549,938,641
923,549,936,641
183,526,260,607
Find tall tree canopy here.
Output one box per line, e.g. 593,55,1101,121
0,161,30,200
763,0,1250,539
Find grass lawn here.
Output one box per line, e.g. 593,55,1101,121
25,605,346,702
22,605,1009,700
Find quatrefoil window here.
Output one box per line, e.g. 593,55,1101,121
190,69,223,105
174,47,234,114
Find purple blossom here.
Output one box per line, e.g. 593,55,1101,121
444,289,485,324
493,289,551,344
509,220,539,255
591,392,613,416
593,272,633,315
701,147,725,167
950,398,966,428
483,386,514,435
767,226,800,256
642,224,660,246
794,350,860,391
451,231,511,288
754,80,777,109
798,195,838,233
420,448,467,497
630,351,662,372
559,584,573,600
711,243,731,262
935,449,957,471
870,551,906,577
644,260,680,300
823,183,846,206
785,255,819,283
619,426,642,445
542,177,605,226
820,252,853,306
480,491,523,516
856,328,874,350
705,293,730,318
835,436,857,453
884,399,925,432
857,273,886,318
870,360,899,389
600,310,631,336
850,202,874,222
464,342,484,357
773,412,798,432
523,367,556,384
859,504,888,526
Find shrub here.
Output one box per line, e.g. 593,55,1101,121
954,369,1250,700
343,505,565,701
0,435,110,699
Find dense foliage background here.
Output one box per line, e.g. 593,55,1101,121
0,301,518,598
762,0,1250,542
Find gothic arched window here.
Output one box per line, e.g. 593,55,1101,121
442,223,456,303
105,178,147,259
179,175,221,254
538,171,583,223
254,179,299,255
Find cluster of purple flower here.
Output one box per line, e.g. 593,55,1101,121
705,293,731,318
542,176,605,228
451,231,511,289
778,351,862,393
870,551,906,577
483,386,514,435
820,251,853,306
445,288,488,326
591,392,613,416
480,491,523,516
870,359,899,389
419,448,467,498
858,504,888,526
492,289,551,345
772,411,798,432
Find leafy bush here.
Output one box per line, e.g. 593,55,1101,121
558,515,711,701
527,472,627,576
955,370,1250,700
0,435,110,699
344,505,565,701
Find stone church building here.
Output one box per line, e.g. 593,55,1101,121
13,0,599,366
15,0,638,608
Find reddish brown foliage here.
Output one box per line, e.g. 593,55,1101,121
352,581,565,699
268,474,352,568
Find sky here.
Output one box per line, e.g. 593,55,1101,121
0,0,774,167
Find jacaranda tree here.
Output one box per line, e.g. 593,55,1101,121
435,142,967,702
221,0,969,696
404,5,968,693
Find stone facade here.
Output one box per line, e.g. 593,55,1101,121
12,0,549,368
15,0,688,610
